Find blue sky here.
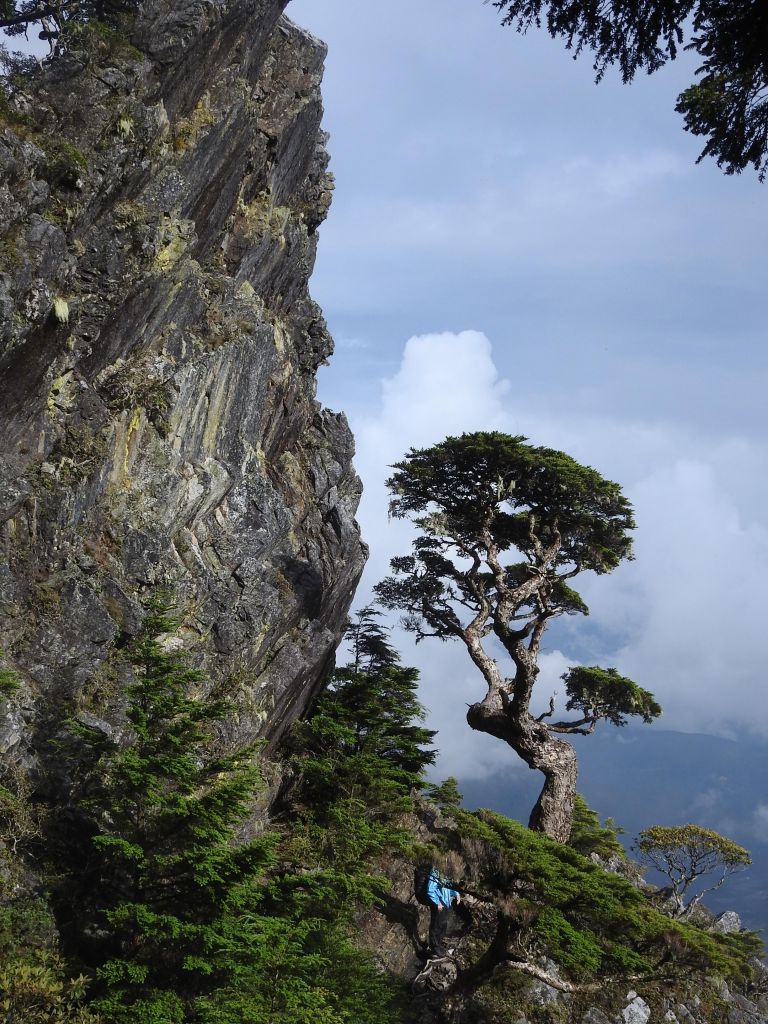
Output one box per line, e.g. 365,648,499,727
288,0,768,779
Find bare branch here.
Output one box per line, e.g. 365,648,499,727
500,958,644,993
547,717,598,735
536,694,556,722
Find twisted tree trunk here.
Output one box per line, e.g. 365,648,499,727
466,697,578,843
525,735,578,841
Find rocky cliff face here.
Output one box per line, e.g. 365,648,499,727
0,0,365,767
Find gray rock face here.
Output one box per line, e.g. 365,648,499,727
714,911,743,934
0,0,365,767
581,1010,615,1024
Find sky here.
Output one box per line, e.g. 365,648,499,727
287,0,768,781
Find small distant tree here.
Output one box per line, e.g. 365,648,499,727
424,776,464,814
376,432,661,842
635,824,751,918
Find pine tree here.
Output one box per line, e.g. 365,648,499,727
296,607,436,811
53,597,274,1022
567,793,625,860
285,607,436,904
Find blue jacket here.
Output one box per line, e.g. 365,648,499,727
426,869,458,909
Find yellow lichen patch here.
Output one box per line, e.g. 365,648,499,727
116,115,134,139
113,200,147,227
109,407,144,488
124,408,142,469
269,357,293,390
236,188,292,243
154,232,187,273
272,319,286,355
46,371,77,415
173,93,215,153
52,297,70,324
277,452,307,518
236,280,256,300
202,375,232,456
239,442,267,478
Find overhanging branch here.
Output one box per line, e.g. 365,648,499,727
0,0,77,30
547,720,597,735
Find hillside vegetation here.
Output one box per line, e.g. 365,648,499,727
0,604,765,1023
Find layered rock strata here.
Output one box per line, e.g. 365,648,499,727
0,0,365,764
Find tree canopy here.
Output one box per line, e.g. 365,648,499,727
493,0,768,180
376,432,660,841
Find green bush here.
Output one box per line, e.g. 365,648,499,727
0,649,20,698
0,897,100,1023
0,953,100,1024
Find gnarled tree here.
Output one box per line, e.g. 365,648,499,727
376,431,660,842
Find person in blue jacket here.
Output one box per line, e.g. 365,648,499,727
427,867,460,957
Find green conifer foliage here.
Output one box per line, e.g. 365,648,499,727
568,794,626,860
54,597,274,1021
293,606,435,816
49,597,403,1024
286,606,437,903
455,808,762,982
424,776,464,814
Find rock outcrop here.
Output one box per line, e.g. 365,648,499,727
0,0,365,767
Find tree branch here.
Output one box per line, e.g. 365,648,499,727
0,0,77,31
499,958,644,993
536,695,556,722
547,717,598,736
